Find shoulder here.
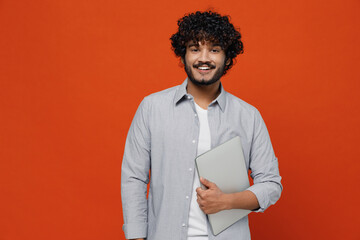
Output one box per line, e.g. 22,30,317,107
139,84,179,111
223,91,268,136
224,91,260,117
145,85,178,102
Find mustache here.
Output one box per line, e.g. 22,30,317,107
193,62,216,69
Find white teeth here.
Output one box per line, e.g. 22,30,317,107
198,67,210,70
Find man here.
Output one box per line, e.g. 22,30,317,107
121,11,282,240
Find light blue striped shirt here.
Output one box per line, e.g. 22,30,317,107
121,79,282,240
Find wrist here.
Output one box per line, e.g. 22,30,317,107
222,193,233,210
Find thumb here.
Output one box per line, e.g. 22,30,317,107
200,177,215,188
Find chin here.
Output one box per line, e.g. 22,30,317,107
189,76,220,86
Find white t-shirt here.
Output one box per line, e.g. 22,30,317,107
187,102,211,240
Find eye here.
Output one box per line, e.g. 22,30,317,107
211,48,221,53
190,48,199,52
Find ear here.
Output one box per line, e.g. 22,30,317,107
225,58,231,66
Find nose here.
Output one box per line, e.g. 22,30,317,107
198,49,211,62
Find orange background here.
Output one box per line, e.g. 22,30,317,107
1,0,359,239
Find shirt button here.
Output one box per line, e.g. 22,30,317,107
182,223,186,227
187,96,191,99
194,114,197,117
189,168,192,171
186,196,189,199
192,140,196,144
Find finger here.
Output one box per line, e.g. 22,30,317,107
200,177,215,188
197,198,204,209
197,190,205,199
197,197,202,206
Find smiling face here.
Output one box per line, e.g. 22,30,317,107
183,41,229,86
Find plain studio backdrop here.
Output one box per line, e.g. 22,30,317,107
0,0,359,239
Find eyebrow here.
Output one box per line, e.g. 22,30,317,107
187,43,222,48
187,42,199,48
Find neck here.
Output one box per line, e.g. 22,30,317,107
186,80,221,109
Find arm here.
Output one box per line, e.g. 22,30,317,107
196,109,282,214
245,109,282,212
121,99,151,239
196,177,259,214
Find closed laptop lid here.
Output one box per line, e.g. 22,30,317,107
195,136,251,235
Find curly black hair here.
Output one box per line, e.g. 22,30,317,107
170,11,244,74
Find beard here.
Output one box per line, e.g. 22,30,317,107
184,59,226,86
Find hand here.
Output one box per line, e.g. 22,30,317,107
196,177,228,214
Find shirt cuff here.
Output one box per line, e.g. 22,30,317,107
246,184,268,213
123,222,147,239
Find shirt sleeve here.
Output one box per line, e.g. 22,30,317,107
121,98,151,239
246,109,283,213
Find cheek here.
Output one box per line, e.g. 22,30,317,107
216,55,226,65
185,56,196,65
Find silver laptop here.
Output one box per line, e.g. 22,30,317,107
195,136,251,235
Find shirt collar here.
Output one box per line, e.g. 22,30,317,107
174,78,227,112
174,79,189,104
